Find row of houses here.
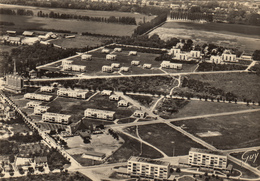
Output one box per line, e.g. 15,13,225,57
24,93,53,102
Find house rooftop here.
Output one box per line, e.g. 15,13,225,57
129,156,170,166
35,156,47,164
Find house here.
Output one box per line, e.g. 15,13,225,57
131,60,140,66
102,65,113,73
24,93,53,101
102,48,110,53
84,108,115,120
63,64,86,72
188,148,227,170
127,156,170,180
15,157,33,171
114,48,122,52
101,90,113,96
6,30,16,36
160,61,182,69
175,52,189,61
40,86,55,92
62,59,73,65
34,106,50,115
27,101,42,108
118,100,129,107
42,112,72,124
7,37,21,44
109,94,120,101
111,63,120,68
82,151,106,161
128,51,137,56
120,67,129,72
210,55,223,64
169,48,181,55
34,156,48,168
143,64,152,69
190,50,201,58
57,88,89,99
133,110,146,118
106,54,117,60
81,54,92,60
22,31,35,37
222,53,237,62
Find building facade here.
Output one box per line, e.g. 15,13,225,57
81,54,92,60
62,64,86,72
42,112,71,124
210,56,223,64
84,108,115,120
161,61,182,69
24,93,52,101
5,75,24,93
27,101,42,108
106,54,117,60
175,52,189,61
34,106,50,115
40,86,55,92
57,88,88,99
102,65,113,72
129,51,137,56
222,54,237,62
190,50,201,58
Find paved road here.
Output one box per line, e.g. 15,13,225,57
246,61,257,71
222,146,260,154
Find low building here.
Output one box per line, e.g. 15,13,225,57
24,93,53,101
188,148,227,170
111,63,120,68
22,31,35,37
57,88,89,99
169,48,181,55
15,157,33,171
175,52,189,61
81,54,92,60
127,156,170,180
128,51,137,56
42,112,71,124
131,60,140,66
102,48,110,53
102,65,113,73
120,67,130,72
27,101,42,108
190,50,201,58
106,54,117,60
143,64,152,69
62,59,73,65
34,156,48,169
101,90,113,96
118,100,129,107
6,30,16,36
84,108,115,120
40,86,55,93
82,151,106,161
109,94,120,101
160,61,182,69
222,53,237,62
210,55,223,64
133,110,146,118
114,48,122,52
34,106,50,115
63,64,86,72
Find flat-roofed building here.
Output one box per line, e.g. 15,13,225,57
114,48,122,52
6,30,16,36
62,59,73,65
109,94,120,101
102,65,113,73
57,88,89,99
22,31,35,37
210,55,223,64
175,52,189,61
34,106,50,115
24,93,53,101
133,110,146,118
127,156,170,180
188,148,227,170
84,108,115,120
106,54,117,60
190,50,201,58
101,90,113,96
222,54,237,62
128,51,137,56
169,48,181,55
27,101,42,108
40,86,55,93
42,112,71,124
118,100,129,107
120,67,130,72
161,61,182,69
111,63,120,68
143,64,152,69
63,64,86,72
131,60,140,66
82,151,106,161
102,48,110,53
81,54,92,60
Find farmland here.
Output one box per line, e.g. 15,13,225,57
172,111,260,150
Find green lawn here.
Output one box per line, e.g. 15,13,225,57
172,111,260,149
117,117,136,124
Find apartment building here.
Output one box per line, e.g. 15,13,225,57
106,54,117,60
57,88,89,99
210,55,223,64
40,86,55,92
175,52,189,61
169,48,181,55
27,101,42,108
190,50,201,58
222,53,237,62
34,106,50,115
42,112,71,124
81,54,92,60
102,65,113,73
84,108,115,120
62,64,86,72
127,156,170,180
161,61,182,69
24,93,53,101
188,148,227,170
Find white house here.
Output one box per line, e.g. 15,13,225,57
101,90,113,96
210,55,223,64
131,60,140,66
24,93,53,101
160,61,182,69
57,88,89,99
106,54,117,60
82,151,106,161
62,59,73,65
40,86,55,93
175,52,189,61
102,48,110,53
34,106,50,115
129,51,137,56
27,101,42,108
114,48,122,52
120,67,130,72
42,112,72,124
169,48,181,55
102,65,113,73
118,100,129,107
190,50,201,58
143,64,152,69
63,64,86,72
15,157,33,171
222,54,237,62
109,94,120,101
81,54,92,60
84,108,115,120
111,63,120,68
133,110,146,118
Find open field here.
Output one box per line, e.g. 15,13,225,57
127,124,205,156
187,72,260,101
172,111,260,150
150,21,260,53
0,14,136,36
117,117,136,124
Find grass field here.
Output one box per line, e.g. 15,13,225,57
172,111,260,150
0,14,136,36
187,72,260,101
117,117,136,124
128,123,205,156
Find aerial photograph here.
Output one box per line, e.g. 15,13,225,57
0,0,260,180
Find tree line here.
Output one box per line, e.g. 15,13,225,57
0,8,33,16
170,11,213,22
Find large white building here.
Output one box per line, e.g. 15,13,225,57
222,53,237,62
84,108,115,120
57,88,89,99
175,52,189,61
102,65,113,73
188,148,227,170
127,156,170,180
131,60,140,66
106,54,117,60
169,48,181,55
24,93,53,101
81,54,92,60
40,86,55,93
160,61,182,69
210,55,223,64
190,50,201,58
27,101,42,108
42,112,71,124
62,64,86,72
34,106,50,115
